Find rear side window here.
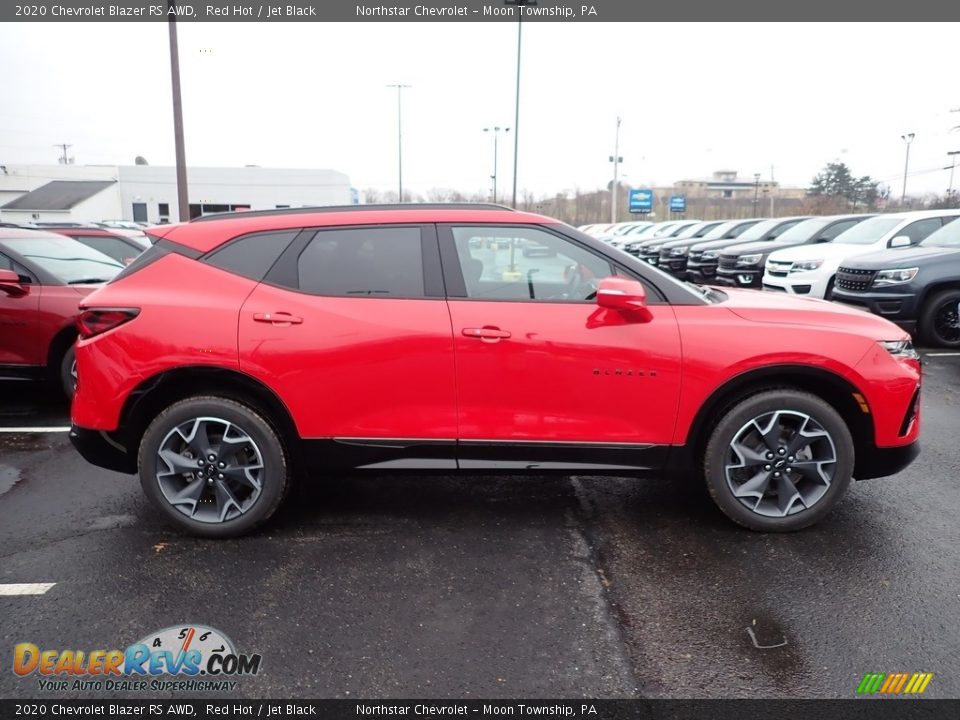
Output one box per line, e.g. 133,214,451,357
297,227,424,297
205,231,298,281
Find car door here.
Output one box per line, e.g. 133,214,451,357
440,224,683,471
0,252,41,366
238,224,458,468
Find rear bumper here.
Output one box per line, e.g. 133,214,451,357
69,425,136,474
854,440,920,480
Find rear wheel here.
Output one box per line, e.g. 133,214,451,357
703,390,853,532
138,396,289,537
919,289,960,348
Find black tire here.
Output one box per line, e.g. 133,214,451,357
59,345,77,400
919,289,960,348
138,396,289,538
703,389,854,532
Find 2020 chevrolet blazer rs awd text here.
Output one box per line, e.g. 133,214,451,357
69,205,922,537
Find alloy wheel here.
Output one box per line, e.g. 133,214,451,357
724,410,837,518
933,299,960,345
155,416,264,524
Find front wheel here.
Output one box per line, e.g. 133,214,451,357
138,396,289,537
919,289,960,348
703,390,854,532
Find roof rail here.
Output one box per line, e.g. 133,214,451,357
189,203,517,223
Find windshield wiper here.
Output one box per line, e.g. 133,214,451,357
67,278,110,285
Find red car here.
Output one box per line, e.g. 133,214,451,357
69,205,921,537
0,229,125,397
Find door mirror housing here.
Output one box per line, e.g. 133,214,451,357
889,235,911,248
596,277,653,321
0,268,26,296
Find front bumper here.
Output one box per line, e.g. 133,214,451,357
715,267,762,287
686,262,718,282
854,440,920,480
831,288,921,329
659,256,689,277
69,425,137,474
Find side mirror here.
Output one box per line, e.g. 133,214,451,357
889,235,911,248
596,277,653,322
0,268,26,296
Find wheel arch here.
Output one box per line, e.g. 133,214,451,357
117,366,302,473
46,324,77,376
917,280,960,312
681,364,875,477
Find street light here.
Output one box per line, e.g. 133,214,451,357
609,117,622,224
387,84,411,202
900,133,915,205
483,126,510,204
505,0,537,208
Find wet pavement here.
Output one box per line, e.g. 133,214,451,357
0,353,958,699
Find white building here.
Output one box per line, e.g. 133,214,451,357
0,164,352,225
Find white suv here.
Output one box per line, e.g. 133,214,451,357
762,210,960,298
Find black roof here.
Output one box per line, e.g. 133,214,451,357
1,180,115,211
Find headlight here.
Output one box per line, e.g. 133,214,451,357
669,247,688,257
790,259,823,273
701,251,718,259
873,267,919,287
736,254,763,266
879,339,919,360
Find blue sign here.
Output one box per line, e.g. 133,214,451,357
629,188,653,213
669,195,687,212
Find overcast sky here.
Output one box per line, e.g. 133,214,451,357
1,21,958,199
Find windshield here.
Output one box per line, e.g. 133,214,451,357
651,223,678,237
831,216,902,245
0,236,124,283
771,218,832,244
920,218,960,248
731,218,785,243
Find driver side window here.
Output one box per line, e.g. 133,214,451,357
451,227,612,301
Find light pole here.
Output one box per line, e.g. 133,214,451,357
168,0,189,221
387,84,411,202
753,173,761,216
900,133,915,205
609,117,622,224
483,126,510,204
505,0,536,209
947,150,960,198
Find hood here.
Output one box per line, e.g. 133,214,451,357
766,242,877,263
717,287,908,338
840,245,960,270
690,236,764,253
718,239,785,256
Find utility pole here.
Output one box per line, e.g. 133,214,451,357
168,1,189,222
948,150,960,198
54,143,72,164
900,133,915,206
609,116,622,224
753,173,761,216
483,126,509,204
387,84,411,202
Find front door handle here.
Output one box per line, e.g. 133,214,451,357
462,326,511,342
253,312,303,325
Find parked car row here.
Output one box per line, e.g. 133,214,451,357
580,209,960,347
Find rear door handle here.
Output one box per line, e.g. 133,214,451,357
462,326,511,342
253,312,303,325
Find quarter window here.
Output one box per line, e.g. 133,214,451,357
297,227,424,297
451,227,612,302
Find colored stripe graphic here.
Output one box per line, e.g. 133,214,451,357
857,672,933,695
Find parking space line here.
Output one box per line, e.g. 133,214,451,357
925,352,960,357
0,427,70,433
0,583,56,596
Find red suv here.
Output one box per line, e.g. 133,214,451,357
69,205,922,537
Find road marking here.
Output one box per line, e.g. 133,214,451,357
0,583,56,596
925,352,960,357
0,427,70,433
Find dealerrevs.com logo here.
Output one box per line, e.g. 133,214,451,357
13,624,262,692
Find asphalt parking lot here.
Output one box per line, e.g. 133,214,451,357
1,351,958,700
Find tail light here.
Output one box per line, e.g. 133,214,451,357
76,308,140,339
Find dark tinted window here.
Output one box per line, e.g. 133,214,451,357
820,219,860,241
297,227,424,297
206,231,298,281
768,219,802,239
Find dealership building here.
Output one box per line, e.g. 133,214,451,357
0,164,353,225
